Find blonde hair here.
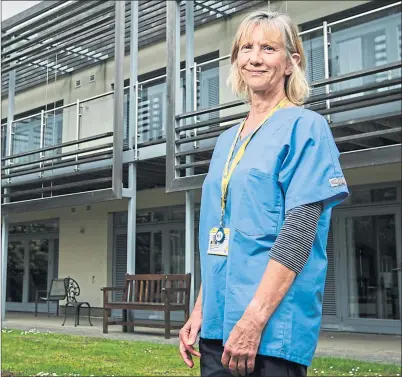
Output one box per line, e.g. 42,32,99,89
227,10,310,106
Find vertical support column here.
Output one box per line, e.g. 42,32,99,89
185,1,195,312
125,0,139,332
112,1,124,198
127,0,139,276
1,69,16,323
323,21,331,124
166,0,181,189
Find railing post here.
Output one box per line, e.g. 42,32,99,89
192,61,198,149
39,110,45,178
133,81,139,156
323,21,332,124
74,99,81,171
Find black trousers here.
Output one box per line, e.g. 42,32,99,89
199,338,307,377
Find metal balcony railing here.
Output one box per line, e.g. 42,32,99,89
164,2,402,191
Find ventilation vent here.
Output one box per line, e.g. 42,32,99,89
89,74,95,83
75,80,81,88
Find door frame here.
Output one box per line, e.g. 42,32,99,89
7,234,59,313
335,204,401,334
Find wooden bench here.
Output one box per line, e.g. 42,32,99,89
101,273,191,339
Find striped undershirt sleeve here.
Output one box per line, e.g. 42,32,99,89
269,201,323,274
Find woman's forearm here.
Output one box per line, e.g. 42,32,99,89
242,259,296,329
192,285,202,314
241,202,323,330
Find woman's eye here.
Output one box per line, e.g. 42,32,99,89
242,44,252,50
263,46,274,51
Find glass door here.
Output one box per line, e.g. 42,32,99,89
338,207,401,333
28,239,50,303
6,241,25,304
6,237,56,312
135,231,163,274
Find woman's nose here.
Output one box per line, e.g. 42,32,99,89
249,48,263,64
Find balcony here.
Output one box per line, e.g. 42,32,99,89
2,2,401,206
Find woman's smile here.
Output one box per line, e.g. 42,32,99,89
244,69,268,76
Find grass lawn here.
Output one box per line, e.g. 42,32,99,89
1,328,401,377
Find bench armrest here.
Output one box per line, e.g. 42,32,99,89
102,287,126,305
101,287,125,292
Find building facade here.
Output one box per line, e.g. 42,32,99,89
1,0,401,335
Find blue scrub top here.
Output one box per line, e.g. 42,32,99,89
199,107,349,366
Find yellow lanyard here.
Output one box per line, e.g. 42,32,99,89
219,97,289,226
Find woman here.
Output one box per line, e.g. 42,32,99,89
179,10,349,377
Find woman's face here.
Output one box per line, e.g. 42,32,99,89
237,24,293,96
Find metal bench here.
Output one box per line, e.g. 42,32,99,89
101,273,191,339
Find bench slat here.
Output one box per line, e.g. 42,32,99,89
150,280,155,303
145,280,149,302
134,279,139,301
156,280,161,303
139,280,144,303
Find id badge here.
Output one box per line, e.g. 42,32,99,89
208,227,230,256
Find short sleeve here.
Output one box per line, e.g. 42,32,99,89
278,112,349,214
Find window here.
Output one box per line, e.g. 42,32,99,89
341,185,399,206
6,101,63,165
121,51,219,146
324,5,400,122
301,29,326,101
330,7,401,94
1,123,6,158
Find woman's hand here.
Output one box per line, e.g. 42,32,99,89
221,317,263,376
179,308,202,368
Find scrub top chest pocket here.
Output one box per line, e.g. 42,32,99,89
234,167,281,236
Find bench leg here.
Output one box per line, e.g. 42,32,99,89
122,309,128,333
164,308,171,339
103,308,108,334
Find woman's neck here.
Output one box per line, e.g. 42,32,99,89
248,87,288,120
239,88,289,140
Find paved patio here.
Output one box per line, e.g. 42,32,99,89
3,312,401,365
